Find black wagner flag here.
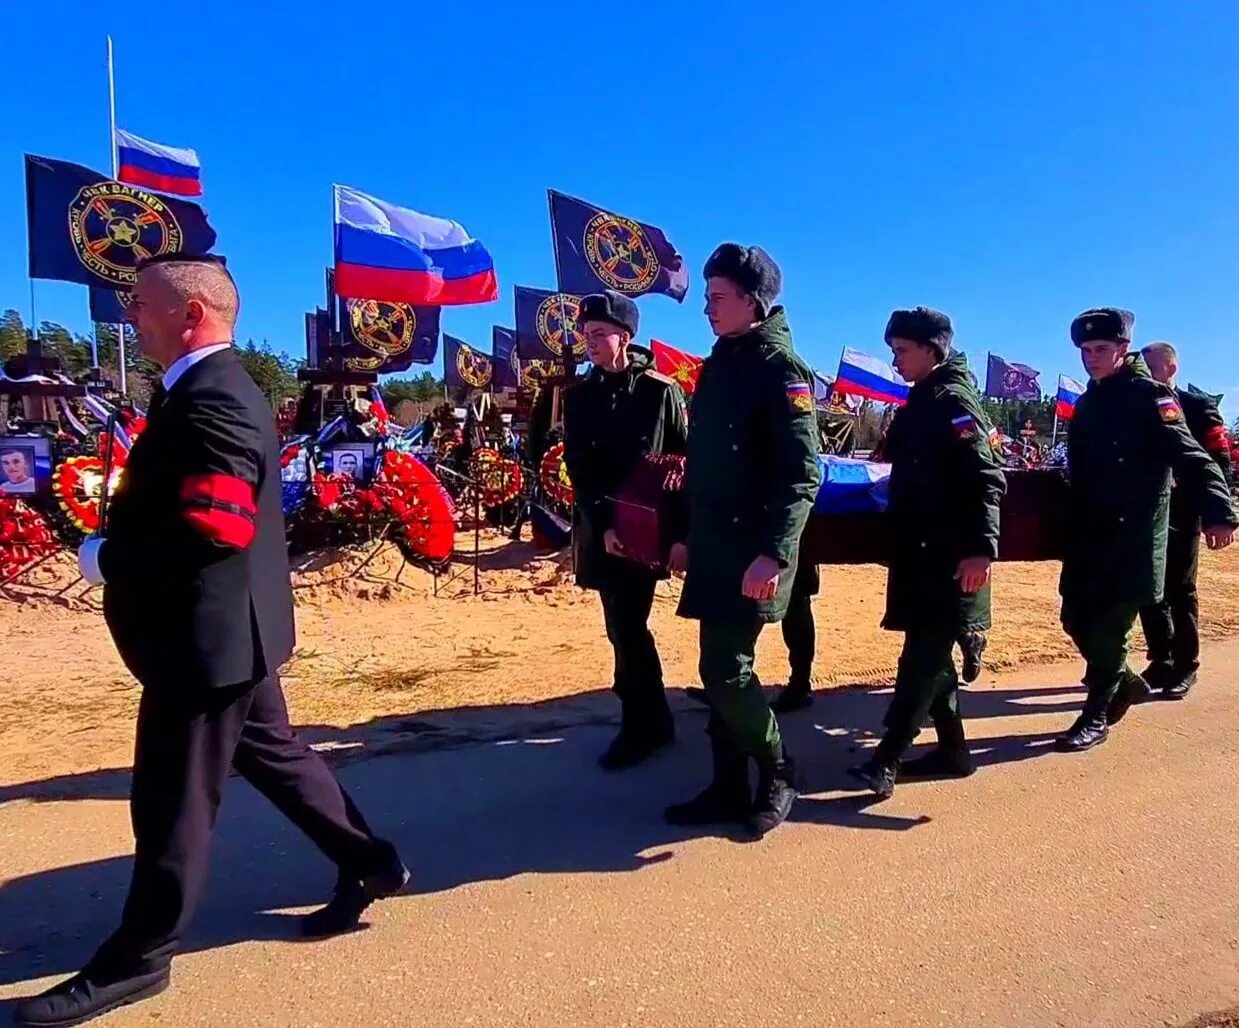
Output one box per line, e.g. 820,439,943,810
337,297,440,373
26,154,217,290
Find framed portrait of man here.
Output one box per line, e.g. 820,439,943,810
0,437,52,496
323,443,375,485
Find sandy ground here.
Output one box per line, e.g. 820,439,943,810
3,639,1239,1027
3,533,1239,793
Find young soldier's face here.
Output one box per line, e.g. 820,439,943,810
886,338,938,383
1080,340,1128,382
704,277,757,337
583,321,627,370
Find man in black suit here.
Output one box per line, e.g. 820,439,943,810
15,254,407,1028
1138,342,1235,698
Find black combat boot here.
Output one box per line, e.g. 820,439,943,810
598,702,675,772
847,757,898,799
1106,669,1150,726
665,734,751,827
1163,667,1198,700
1141,660,1174,693
959,631,987,684
1056,711,1109,752
748,744,800,838
900,711,975,779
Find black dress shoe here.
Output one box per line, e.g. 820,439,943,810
1142,661,1174,692
597,724,675,771
1163,669,1198,699
1056,713,1109,753
899,746,975,779
770,684,814,713
1106,671,1150,725
301,855,410,938
959,631,987,684
14,967,170,1027
847,758,897,799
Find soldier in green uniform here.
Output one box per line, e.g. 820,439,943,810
562,291,689,770
848,308,1006,799
664,244,821,837
1138,342,1234,699
1057,309,1235,752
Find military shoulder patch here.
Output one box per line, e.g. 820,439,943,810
1156,395,1183,423
785,381,814,413
951,413,979,440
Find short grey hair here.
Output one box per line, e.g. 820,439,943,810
1141,340,1178,363
141,259,239,327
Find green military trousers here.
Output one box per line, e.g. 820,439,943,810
698,616,781,756
880,627,961,758
1063,602,1142,717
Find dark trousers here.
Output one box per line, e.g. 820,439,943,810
599,570,669,732
92,675,393,975
880,628,960,758
781,588,815,689
1064,603,1141,716
1139,526,1201,674
699,616,779,756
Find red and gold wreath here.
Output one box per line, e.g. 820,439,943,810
374,451,457,563
0,497,57,582
470,447,523,509
539,443,574,507
52,456,124,534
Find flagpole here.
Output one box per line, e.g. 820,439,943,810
1051,410,1059,448
107,35,126,394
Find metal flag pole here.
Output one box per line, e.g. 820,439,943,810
1051,410,1060,448
107,35,127,395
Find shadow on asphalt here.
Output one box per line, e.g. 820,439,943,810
0,675,1084,994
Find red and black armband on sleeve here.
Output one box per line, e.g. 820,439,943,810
1203,424,1231,458
179,472,258,548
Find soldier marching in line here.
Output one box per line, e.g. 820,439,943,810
849,309,1007,799
1057,309,1235,753
665,243,821,837
1137,342,1234,700
562,291,689,770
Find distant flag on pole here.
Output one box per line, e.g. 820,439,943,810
834,347,910,406
333,185,498,306
114,129,202,196
548,190,689,302
812,369,862,416
1055,374,1085,420
651,339,703,394
985,353,1042,400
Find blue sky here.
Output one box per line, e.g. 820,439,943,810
4,2,1237,413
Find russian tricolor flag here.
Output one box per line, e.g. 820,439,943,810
1056,374,1085,419
333,184,498,307
115,129,202,196
834,347,910,406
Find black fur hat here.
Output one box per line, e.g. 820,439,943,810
1070,307,1134,347
884,307,954,358
578,290,639,338
703,243,782,318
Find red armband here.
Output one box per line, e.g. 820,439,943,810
180,473,257,548
1203,425,1230,456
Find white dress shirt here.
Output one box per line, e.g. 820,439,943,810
162,342,233,392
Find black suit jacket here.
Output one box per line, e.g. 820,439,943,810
1171,387,1233,529
100,347,295,690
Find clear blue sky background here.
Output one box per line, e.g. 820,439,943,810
3,2,1237,413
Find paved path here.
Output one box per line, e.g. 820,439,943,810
3,644,1239,1027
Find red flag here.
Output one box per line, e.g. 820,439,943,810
651,339,704,395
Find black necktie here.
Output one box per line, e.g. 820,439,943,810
147,384,167,416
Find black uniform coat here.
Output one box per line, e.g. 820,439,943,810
677,308,822,624
881,352,1007,633
1060,356,1236,618
562,346,688,591
1170,386,1233,530
99,347,296,691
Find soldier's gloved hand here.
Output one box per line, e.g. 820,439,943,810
1203,525,1235,550
667,542,688,575
741,555,781,601
77,537,106,586
954,555,992,594
603,529,625,557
